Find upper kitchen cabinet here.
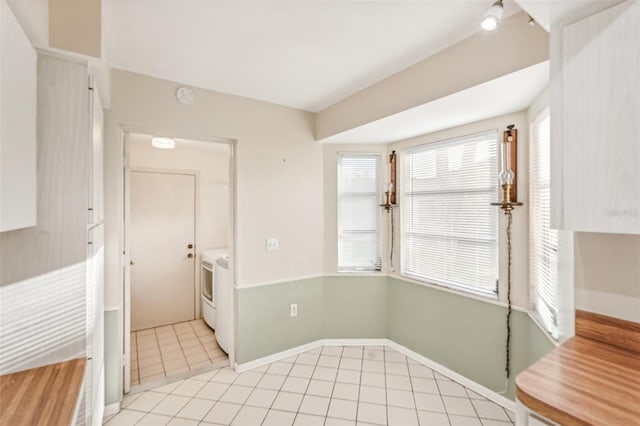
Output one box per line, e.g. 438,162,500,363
552,0,640,234
89,77,104,225
0,0,37,232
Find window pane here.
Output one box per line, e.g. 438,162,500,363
402,132,499,296
530,112,559,338
338,154,381,272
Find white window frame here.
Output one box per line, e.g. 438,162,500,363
400,131,500,298
337,153,382,273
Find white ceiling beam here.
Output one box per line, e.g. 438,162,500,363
315,12,548,142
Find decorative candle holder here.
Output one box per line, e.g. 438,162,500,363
491,125,522,213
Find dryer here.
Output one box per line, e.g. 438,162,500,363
214,255,231,354
200,248,226,329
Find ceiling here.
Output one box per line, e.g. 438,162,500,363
104,0,522,112
514,0,621,31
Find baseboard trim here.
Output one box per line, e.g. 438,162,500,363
235,338,388,373
103,402,120,417
236,338,515,411
236,341,323,373
386,341,516,412
322,338,388,347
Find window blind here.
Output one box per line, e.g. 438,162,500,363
401,131,499,296
530,111,559,338
338,154,381,272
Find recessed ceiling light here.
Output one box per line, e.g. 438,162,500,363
481,0,504,31
151,137,176,149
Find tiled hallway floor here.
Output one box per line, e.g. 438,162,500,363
131,319,228,386
108,345,515,426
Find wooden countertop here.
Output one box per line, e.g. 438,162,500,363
0,358,86,426
516,311,640,426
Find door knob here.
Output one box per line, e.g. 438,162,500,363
187,253,193,258
188,244,193,249
130,260,135,266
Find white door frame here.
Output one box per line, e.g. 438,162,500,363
120,127,237,395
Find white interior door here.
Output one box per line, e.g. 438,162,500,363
130,171,196,331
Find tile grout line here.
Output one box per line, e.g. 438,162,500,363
258,353,300,425
154,325,170,384
187,320,210,362
138,329,165,384
404,351,422,426
431,367,453,426
383,347,389,426
132,331,140,386
292,348,321,426
353,347,363,425
189,319,218,364
184,366,225,424
173,322,193,371
324,346,347,424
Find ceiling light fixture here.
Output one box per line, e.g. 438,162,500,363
481,0,504,31
151,137,176,149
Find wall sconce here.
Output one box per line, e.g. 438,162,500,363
380,151,397,212
492,125,522,213
380,151,398,272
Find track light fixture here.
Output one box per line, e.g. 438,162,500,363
481,0,504,31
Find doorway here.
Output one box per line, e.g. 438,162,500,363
122,131,235,392
130,170,196,331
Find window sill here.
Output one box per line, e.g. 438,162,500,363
527,310,561,347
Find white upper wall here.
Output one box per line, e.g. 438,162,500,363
104,69,324,306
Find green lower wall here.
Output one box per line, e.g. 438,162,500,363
104,309,120,405
323,275,388,339
236,275,555,400
527,315,555,365
236,276,388,363
387,277,554,399
236,277,325,363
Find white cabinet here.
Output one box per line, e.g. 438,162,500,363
0,0,37,232
89,78,104,226
86,78,105,426
553,0,640,234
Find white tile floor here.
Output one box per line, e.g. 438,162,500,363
105,345,515,426
131,319,228,387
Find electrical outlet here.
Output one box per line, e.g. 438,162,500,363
290,303,298,317
266,238,279,252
